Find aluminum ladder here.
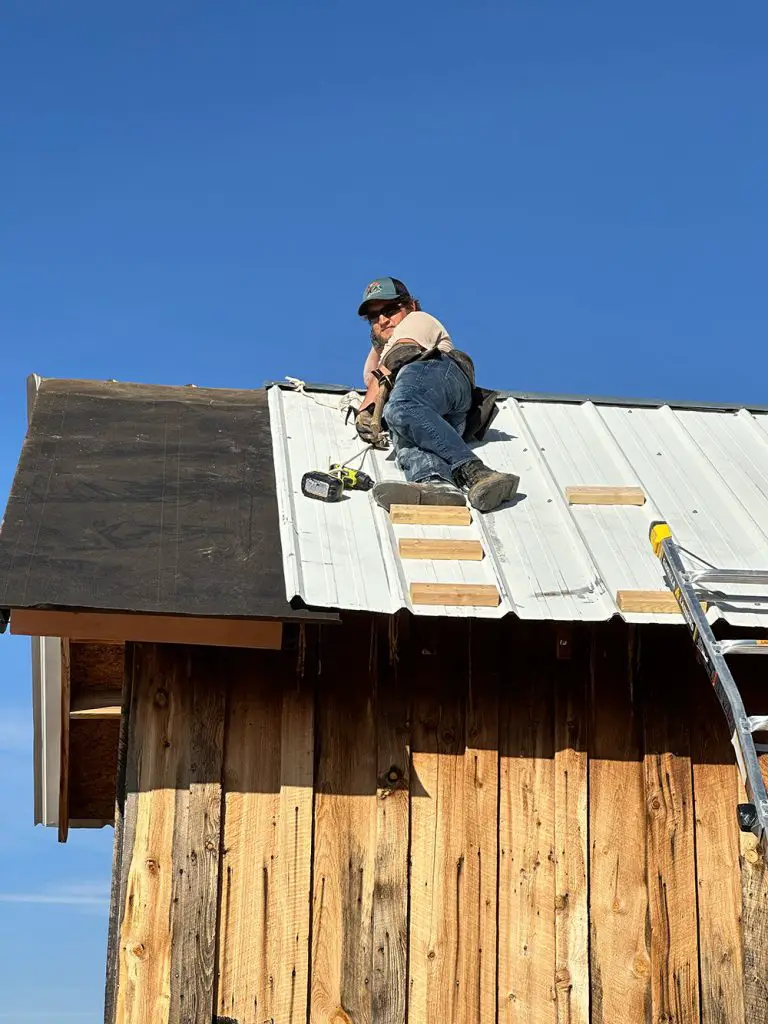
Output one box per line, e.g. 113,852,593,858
650,522,768,856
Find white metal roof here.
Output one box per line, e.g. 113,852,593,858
269,385,768,626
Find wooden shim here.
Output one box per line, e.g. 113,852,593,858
114,644,192,1024
616,591,707,615
553,629,589,1024
311,618,377,1024
58,639,71,843
70,688,122,719
215,648,313,1024
498,622,556,1024
11,608,283,650
398,537,484,561
372,617,410,1024
410,583,500,608
690,660,745,1024
390,504,471,526
589,623,651,1024
408,620,469,1023
641,630,700,1024
566,485,646,506
169,650,226,1024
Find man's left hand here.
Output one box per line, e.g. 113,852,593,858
354,407,389,448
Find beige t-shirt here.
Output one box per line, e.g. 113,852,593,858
381,311,454,362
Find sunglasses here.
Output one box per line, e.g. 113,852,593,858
364,301,406,324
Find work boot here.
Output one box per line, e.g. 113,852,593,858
453,458,519,512
372,476,466,512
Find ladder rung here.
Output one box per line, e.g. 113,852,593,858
690,568,768,588
755,744,768,754
748,716,768,734
718,639,768,656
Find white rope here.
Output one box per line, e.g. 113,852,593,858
283,376,391,451
284,377,360,416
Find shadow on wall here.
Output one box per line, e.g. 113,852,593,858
119,612,744,798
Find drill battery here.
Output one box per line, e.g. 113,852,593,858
301,464,374,503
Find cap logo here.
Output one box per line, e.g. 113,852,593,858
366,281,384,297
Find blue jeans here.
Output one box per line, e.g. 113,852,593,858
384,356,475,483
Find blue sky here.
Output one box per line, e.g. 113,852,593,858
2,1,767,1018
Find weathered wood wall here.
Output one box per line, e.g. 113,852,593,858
106,614,768,1024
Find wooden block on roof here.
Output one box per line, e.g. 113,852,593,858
410,582,500,608
616,590,708,614
399,538,484,561
566,485,646,506
389,504,471,526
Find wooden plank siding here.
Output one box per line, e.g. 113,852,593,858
553,626,589,1024
640,629,700,1024
691,654,745,1024
498,621,556,1024
310,620,378,1024
105,616,765,1024
589,623,651,1024
372,616,411,1024
735,646,768,1022
215,647,314,1024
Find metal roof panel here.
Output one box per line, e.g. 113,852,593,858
269,385,768,627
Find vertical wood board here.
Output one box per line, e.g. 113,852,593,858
498,623,556,1024
216,655,281,1024
372,617,410,1024
408,633,468,1024
690,668,745,1024
461,621,499,1024
114,645,191,1024
553,630,589,1024
169,650,226,1024
589,625,651,1024
641,631,700,1024
104,645,132,1024
275,677,315,1024
310,619,378,1024
737,658,768,1021
215,648,314,1024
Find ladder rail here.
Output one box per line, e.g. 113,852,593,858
650,522,768,855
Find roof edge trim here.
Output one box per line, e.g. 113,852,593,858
265,381,768,415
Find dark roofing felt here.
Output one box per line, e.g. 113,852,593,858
0,378,330,622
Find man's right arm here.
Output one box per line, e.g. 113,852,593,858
363,346,380,386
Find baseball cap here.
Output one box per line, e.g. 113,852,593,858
357,277,412,316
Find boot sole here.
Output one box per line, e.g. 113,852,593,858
468,473,520,513
373,481,467,511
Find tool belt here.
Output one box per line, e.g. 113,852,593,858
381,344,499,443
353,344,500,446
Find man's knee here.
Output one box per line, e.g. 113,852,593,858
385,393,419,432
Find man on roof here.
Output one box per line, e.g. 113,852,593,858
355,276,520,513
